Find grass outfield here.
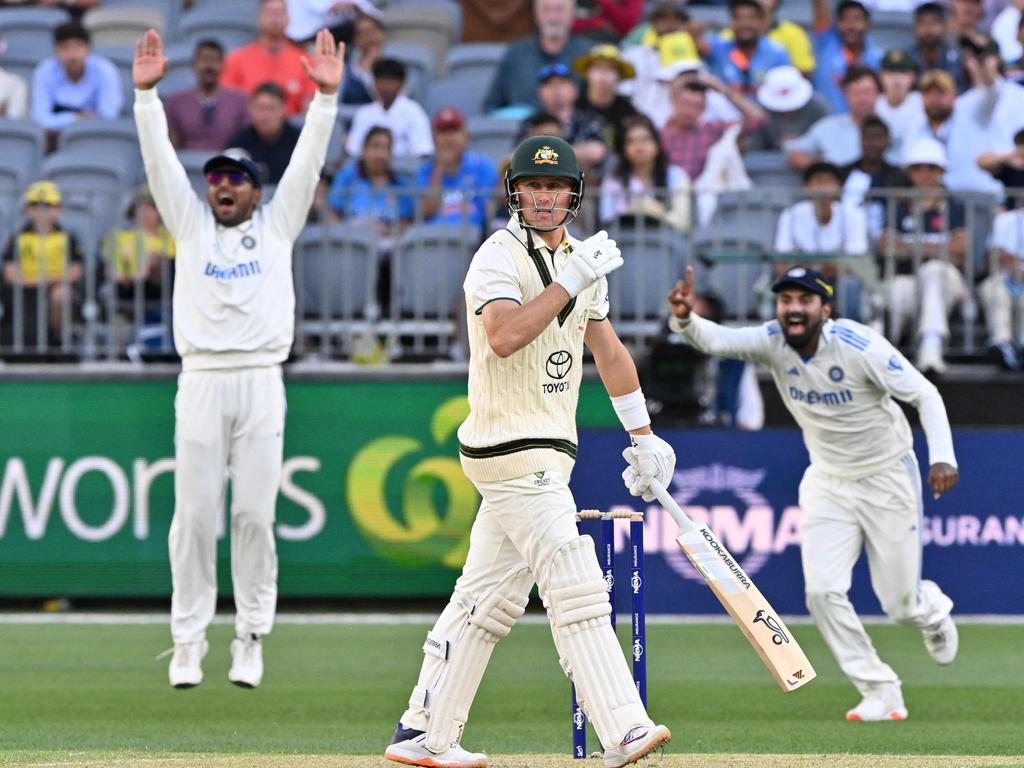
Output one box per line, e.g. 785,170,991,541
0,620,1021,766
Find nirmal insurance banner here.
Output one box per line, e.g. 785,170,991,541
572,429,1023,616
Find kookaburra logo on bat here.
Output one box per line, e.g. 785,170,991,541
753,609,790,645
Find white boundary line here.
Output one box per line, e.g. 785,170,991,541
0,612,1022,625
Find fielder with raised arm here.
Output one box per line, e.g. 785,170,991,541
132,28,342,689
384,136,674,768
663,264,960,721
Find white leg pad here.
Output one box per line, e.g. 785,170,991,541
423,566,534,753
545,536,650,749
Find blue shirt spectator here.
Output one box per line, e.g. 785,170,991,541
705,0,791,97
328,126,415,229
812,0,883,113
31,21,123,133
415,107,499,228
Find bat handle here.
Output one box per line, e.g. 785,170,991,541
647,478,698,534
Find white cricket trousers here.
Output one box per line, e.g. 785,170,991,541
800,452,953,695
169,366,286,644
978,271,1024,345
888,261,966,343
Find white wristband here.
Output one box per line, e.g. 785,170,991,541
610,389,650,432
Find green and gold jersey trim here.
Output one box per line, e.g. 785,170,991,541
505,227,577,327
459,437,578,461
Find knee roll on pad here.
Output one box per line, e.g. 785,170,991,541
547,535,612,629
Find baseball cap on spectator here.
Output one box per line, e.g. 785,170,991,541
757,66,813,112
649,0,689,21
881,49,918,73
918,69,956,93
433,107,465,131
538,62,573,83
203,147,263,188
902,136,947,169
573,44,636,79
771,266,835,301
24,180,61,207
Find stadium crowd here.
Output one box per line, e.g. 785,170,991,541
0,0,1023,375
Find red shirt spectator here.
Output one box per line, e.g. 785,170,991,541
572,0,644,41
220,0,315,116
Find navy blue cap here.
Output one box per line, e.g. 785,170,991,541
538,62,572,83
203,148,262,188
771,265,835,300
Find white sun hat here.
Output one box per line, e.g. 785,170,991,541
757,65,813,112
902,136,948,169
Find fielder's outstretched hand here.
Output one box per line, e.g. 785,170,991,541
929,462,959,499
301,28,346,95
133,29,168,90
668,265,696,319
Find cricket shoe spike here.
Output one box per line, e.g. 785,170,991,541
923,615,959,665
603,724,671,767
228,633,263,688
166,639,208,688
846,683,908,722
384,723,488,768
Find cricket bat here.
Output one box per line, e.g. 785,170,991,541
649,478,816,693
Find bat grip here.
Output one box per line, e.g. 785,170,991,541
647,478,698,534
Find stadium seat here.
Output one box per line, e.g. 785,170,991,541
744,150,801,190
0,120,44,188
427,45,507,118
684,4,730,33
172,4,258,51
57,119,142,183
98,0,179,35
381,0,461,76
176,149,213,197
868,12,915,54
288,116,346,173
382,41,434,105
41,149,137,229
466,116,520,167
159,42,198,97
83,7,165,48
0,7,70,61
443,43,507,81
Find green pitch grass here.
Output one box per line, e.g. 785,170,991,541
0,620,1021,767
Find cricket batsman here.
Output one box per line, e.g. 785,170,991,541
663,264,960,721
384,136,674,767
132,28,342,688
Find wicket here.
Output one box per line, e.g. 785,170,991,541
571,509,646,759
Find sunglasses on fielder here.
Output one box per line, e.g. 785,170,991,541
206,170,250,186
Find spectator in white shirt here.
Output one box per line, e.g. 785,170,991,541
0,33,27,118
875,50,926,160
775,161,871,320
344,57,434,159
978,208,1024,369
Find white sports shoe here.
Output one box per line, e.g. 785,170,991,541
168,639,208,688
228,634,263,688
923,615,959,665
846,683,908,722
916,338,946,374
384,723,488,768
603,724,672,767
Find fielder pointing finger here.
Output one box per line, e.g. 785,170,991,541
660,264,960,722
132,28,342,689
384,136,674,768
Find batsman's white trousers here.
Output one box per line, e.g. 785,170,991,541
169,366,285,643
800,452,953,694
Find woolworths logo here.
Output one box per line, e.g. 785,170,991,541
347,396,478,568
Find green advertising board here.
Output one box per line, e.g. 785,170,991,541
0,375,617,597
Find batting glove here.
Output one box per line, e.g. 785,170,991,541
621,433,676,502
554,230,623,299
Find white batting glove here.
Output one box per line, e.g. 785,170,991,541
554,230,623,298
620,433,676,502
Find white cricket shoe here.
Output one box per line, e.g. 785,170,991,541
603,724,672,767
923,615,959,665
228,633,263,688
916,338,946,374
846,683,908,722
168,639,208,688
384,723,488,768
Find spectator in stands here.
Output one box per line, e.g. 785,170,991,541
978,207,1024,369
878,138,968,374
718,0,815,77
1004,15,1024,84
416,107,498,228
785,64,884,171
31,21,122,151
285,0,381,44
914,68,957,144
574,44,637,145
0,180,83,347
775,161,871,320
572,0,644,43
527,62,608,175
340,12,385,106
909,3,968,93
661,69,765,179
483,0,591,112
329,126,414,235
102,186,175,319
991,0,1023,64
950,0,989,51
462,0,535,42
225,83,301,185
703,0,791,98
812,0,883,113
747,64,828,151
519,109,565,140
977,127,1024,207
840,115,911,239
344,58,434,159
0,32,28,118
220,0,316,117
875,49,926,160
165,40,249,152
600,113,690,231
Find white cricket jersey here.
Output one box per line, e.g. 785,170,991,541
135,87,337,371
669,314,957,476
457,217,609,483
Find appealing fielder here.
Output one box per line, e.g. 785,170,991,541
384,136,674,768
661,264,960,721
132,28,342,688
